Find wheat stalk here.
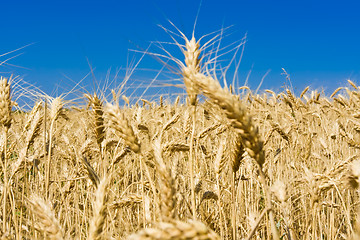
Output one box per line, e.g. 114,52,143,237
0,76,11,232
45,97,67,198
227,132,244,239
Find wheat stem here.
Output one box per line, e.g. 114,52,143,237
189,105,197,219
2,128,8,232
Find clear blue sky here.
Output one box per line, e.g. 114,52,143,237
1,0,360,98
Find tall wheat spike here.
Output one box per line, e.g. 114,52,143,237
180,34,279,240
182,36,201,106
180,34,203,220
0,76,11,232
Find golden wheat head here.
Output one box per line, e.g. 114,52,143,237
0,76,12,128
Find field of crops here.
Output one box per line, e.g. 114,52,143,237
1,33,360,240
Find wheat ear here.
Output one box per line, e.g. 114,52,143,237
191,73,265,167
88,176,109,240
104,103,140,153
127,219,220,240
10,101,43,178
182,36,201,106
28,195,64,240
85,93,105,148
0,76,11,128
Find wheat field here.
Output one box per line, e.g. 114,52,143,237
1,30,360,240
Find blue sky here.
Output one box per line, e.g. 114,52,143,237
1,0,360,98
